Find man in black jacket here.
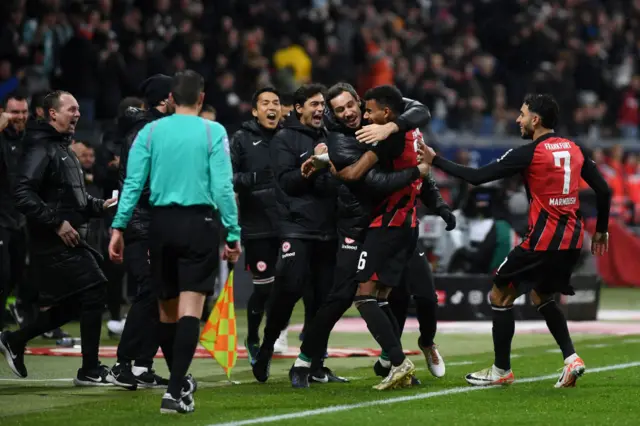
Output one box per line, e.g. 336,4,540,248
0,90,116,385
252,84,338,383
106,76,175,390
290,82,451,388
230,87,285,361
0,91,29,332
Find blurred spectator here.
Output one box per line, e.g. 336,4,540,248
199,104,216,121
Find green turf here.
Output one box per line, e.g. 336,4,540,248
1,287,639,425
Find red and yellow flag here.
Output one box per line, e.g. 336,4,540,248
199,270,237,378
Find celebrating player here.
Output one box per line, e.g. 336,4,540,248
420,93,611,388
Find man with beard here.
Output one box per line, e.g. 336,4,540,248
0,91,29,332
0,90,117,385
421,94,611,388
230,88,289,360
289,83,453,388
251,84,338,383
106,75,176,390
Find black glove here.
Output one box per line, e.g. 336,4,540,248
438,207,456,231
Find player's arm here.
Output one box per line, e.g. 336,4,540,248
271,130,312,195
208,125,241,243
355,98,430,144
112,123,153,230
334,150,378,182
230,130,259,192
13,141,63,229
578,146,612,233
326,131,379,181
430,144,534,185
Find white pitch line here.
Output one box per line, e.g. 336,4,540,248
207,361,640,426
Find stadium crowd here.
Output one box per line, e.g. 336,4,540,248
0,0,640,138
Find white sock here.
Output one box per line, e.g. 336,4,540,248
379,358,391,368
492,365,509,376
564,353,578,365
132,366,149,376
294,357,311,368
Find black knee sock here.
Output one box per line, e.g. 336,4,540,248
246,283,272,344
378,299,400,338
8,305,75,348
414,297,437,347
168,316,200,399
538,300,575,359
79,304,103,371
158,322,177,371
492,304,515,371
356,296,404,366
389,294,409,338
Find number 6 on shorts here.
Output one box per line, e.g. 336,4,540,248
357,251,367,270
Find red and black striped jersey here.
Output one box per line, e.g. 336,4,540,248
432,133,612,251
370,128,423,228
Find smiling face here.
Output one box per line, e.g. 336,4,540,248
5,98,29,133
363,99,391,125
50,93,81,134
330,91,361,129
296,93,325,129
516,103,537,140
252,91,281,130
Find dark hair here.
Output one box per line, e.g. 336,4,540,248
43,90,72,121
117,96,145,117
2,89,28,109
280,92,294,107
293,83,327,108
251,87,280,109
327,82,359,105
523,93,559,129
75,140,94,149
171,70,205,106
201,104,216,115
363,85,404,115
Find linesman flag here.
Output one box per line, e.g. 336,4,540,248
200,269,237,378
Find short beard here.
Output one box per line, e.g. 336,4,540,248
521,127,534,140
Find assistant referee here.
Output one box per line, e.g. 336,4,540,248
109,70,241,414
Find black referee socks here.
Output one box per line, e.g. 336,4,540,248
356,296,405,366
491,304,515,371
167,316,200,399
537,299,576,359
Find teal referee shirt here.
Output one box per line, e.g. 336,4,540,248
112,114,241,242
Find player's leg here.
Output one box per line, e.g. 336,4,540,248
465,248,538,386
304,240,346,383
291,237,360,388
244,239,277,362
252,239,310,383
354,228,416,390
532,250,585,388
108,240,167,390
407,248,445,378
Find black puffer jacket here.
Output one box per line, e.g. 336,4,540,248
271,114,337,240
13,121,105,254
0,126,26,230
230,119,279,240
117,107,165,242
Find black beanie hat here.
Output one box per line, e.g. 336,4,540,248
139,74,172,108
